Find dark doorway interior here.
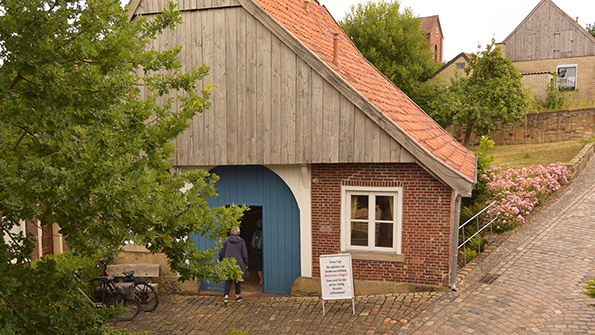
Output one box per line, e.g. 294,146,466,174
238,206,262,293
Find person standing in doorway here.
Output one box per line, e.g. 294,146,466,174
252,219,263,285
219,227,248,306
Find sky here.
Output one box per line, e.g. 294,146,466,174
119,0,595,62
318,0,595,61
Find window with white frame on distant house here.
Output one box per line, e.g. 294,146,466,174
341,186,402,255
557,64,577,91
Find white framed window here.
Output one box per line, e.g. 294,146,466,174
557,64,577,91
341,186,403,255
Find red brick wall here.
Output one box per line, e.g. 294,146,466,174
311,163,454,286
26,220,40,260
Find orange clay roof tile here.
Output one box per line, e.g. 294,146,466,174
252,0,476,182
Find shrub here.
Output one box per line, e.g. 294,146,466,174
1,252,114,335
483,163,571,232
584,278,595,306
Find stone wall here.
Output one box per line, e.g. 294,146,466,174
449,108,595,146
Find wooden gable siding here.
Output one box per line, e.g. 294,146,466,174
503,0,595,62
139,5,412,167
134,0,241,15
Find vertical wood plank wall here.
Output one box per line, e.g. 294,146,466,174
136,4,409,167
504,1,595,62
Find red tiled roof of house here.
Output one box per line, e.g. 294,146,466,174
252,0,476,182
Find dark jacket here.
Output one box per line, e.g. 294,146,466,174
219,235,249,278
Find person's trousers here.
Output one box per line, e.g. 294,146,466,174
224,280,241,296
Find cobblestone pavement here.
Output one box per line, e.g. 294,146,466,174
112,157,595,335
109,291,443,334
400,157,595,334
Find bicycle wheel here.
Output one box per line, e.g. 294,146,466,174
113,297,141,321
134,282,159,312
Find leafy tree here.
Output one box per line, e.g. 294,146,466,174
0,0,243,333
339,0,440,108
587,23,595,38
429,40,529,147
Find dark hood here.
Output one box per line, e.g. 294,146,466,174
227,235,243,244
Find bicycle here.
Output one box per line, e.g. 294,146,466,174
96,256,159,312
122,271,159,312
75,262,141,321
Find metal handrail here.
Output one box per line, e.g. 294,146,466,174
458,201,499,267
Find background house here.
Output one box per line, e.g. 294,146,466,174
497,0,595,105
128,0,476,295
420,15,444,63
4,219,66,260
431,52,472,85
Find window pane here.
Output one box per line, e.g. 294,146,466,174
350,195,368,219
351,222,368,246
558,66,576,90
375,196,393,220
375,222,393,247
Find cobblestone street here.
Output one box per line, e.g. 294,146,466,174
112,155,595,335
110,291,443,334
401,155,595,334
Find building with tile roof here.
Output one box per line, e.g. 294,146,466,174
127,0,477,295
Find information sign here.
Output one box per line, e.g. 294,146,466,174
319,253,355,315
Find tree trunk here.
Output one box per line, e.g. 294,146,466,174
463,126,473,147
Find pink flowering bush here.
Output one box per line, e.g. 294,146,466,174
483,163,571,231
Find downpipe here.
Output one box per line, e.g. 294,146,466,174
450,193,462,291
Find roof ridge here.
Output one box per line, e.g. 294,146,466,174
244,0,477,192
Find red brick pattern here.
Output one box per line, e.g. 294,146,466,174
311,163,454,286
25,220,40,260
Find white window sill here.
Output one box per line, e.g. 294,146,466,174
341,250,404,262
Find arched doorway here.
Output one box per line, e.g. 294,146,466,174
191,165,301,295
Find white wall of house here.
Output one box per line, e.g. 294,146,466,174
3,219,26,245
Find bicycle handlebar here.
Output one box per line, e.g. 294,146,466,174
74,267,87,282
96,256,114,275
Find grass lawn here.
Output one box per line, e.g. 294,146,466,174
470,140,587,169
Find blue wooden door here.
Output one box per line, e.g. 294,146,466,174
191,165,301,295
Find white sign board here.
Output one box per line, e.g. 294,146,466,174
319,254,355,315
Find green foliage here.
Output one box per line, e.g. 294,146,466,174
542,74,567,110
215,257,245,283
475,136,495,193
0,253,112,334
0,0,245,333
587,23,595,38
583,278,595,306
221,325,250,335
429,40,529,146
339,0,440,107
460,248,478,263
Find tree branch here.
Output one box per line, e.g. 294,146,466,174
0,293,20,314
8,73,23,90
14,131,27,150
